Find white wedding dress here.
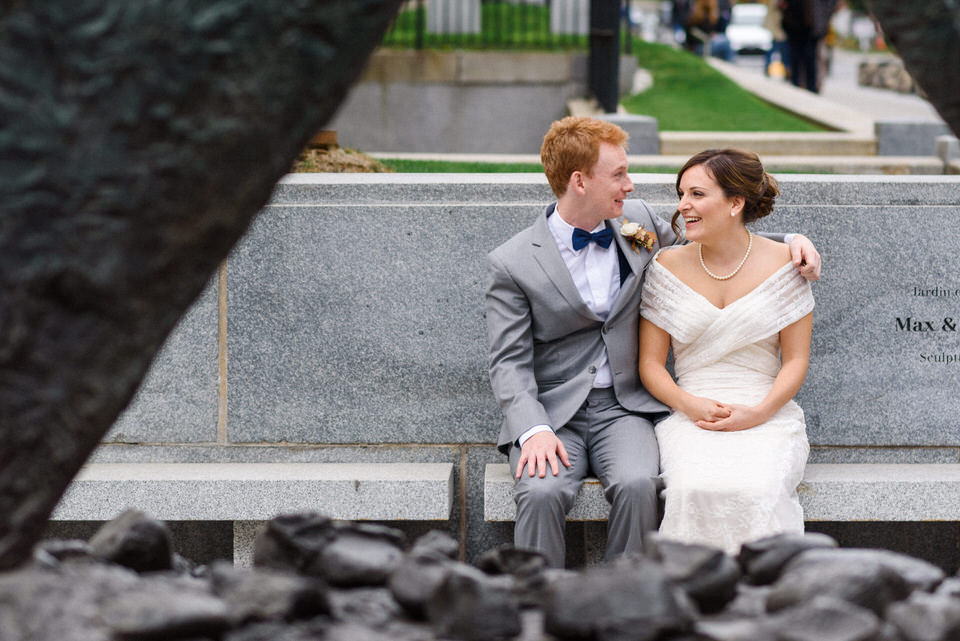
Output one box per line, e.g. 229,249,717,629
640,252,814,554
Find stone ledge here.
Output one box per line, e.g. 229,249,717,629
269,173,960,207
52,463,454,522
483,463,960,522
799,464,960,521
659,131,877,157
359,50,580,85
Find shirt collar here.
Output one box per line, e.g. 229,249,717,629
549,206,607,253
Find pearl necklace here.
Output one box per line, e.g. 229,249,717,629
698,232,753,281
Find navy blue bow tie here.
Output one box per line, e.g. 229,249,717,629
572,227,614,251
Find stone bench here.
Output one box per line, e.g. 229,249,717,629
51,463,455,565
484,463,960,522
96,173,960,567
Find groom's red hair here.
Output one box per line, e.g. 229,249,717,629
541,117,629,198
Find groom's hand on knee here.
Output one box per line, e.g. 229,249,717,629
516,432,571,479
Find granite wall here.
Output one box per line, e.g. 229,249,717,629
326,50,638,153
81,173,960,565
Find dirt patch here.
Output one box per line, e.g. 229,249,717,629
292,147,393,173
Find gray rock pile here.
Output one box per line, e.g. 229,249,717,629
858,60,923,96
2,509,958,641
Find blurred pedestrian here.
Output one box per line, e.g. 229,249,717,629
763,0,790,77
684,0,734,61
671,0,691,45
781,0,838,92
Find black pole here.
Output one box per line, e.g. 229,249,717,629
589,0,620,113
415,0,424,50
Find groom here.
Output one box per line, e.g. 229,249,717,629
484,116,821,567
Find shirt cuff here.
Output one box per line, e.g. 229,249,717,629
783,233,795,245
517,424,554,447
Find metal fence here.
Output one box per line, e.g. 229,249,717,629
381,0,635,52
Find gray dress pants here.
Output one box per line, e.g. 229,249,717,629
509,387,661,568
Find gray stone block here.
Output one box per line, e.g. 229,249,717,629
809,447,960,464
332,82,581,153
85,446,466,565
269,173,555,206
233,520,264,567
90,444,460,465
596,113,659,154
52,463,455,521
936,134,960,165
741,182,960,447
799,464,960,521
329,51,590,153
226,203,518,444
485,463,960,523
465,446,513,563
243,174,960,450
106,277,219,443
875,119,951,156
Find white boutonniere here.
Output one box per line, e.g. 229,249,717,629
620,218,657,253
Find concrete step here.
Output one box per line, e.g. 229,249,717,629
659,131,877,157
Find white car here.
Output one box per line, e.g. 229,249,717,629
726,3,773,55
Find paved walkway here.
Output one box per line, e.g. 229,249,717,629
729,48,942,123
712,48,945,136
818,49,943,122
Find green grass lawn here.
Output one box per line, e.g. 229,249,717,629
622,40,825,132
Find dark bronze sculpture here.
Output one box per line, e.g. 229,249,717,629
867,0,960,137
0,0,402,570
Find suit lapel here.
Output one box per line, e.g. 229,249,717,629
531,204,599,321
607,216,657,320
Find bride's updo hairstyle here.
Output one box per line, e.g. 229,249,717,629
671,148,780,237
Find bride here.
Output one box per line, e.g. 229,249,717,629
638,148,814,554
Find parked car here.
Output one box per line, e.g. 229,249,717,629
726,2,773,54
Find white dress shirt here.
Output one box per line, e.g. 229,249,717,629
518,209,622,446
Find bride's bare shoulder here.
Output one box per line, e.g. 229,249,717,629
655,244,695,270
752,235,792,269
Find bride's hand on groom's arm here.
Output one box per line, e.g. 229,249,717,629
788,234,821,282
695,404,768,432
515,431,571,479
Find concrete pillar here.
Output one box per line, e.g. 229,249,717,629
551,0,589,35
427,0,481,34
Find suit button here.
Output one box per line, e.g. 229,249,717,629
588,366,597,374
602,326,609,334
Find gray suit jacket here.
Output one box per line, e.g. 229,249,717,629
485,199,677,454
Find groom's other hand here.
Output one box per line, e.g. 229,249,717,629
788,234,821,281
516,431,571,479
